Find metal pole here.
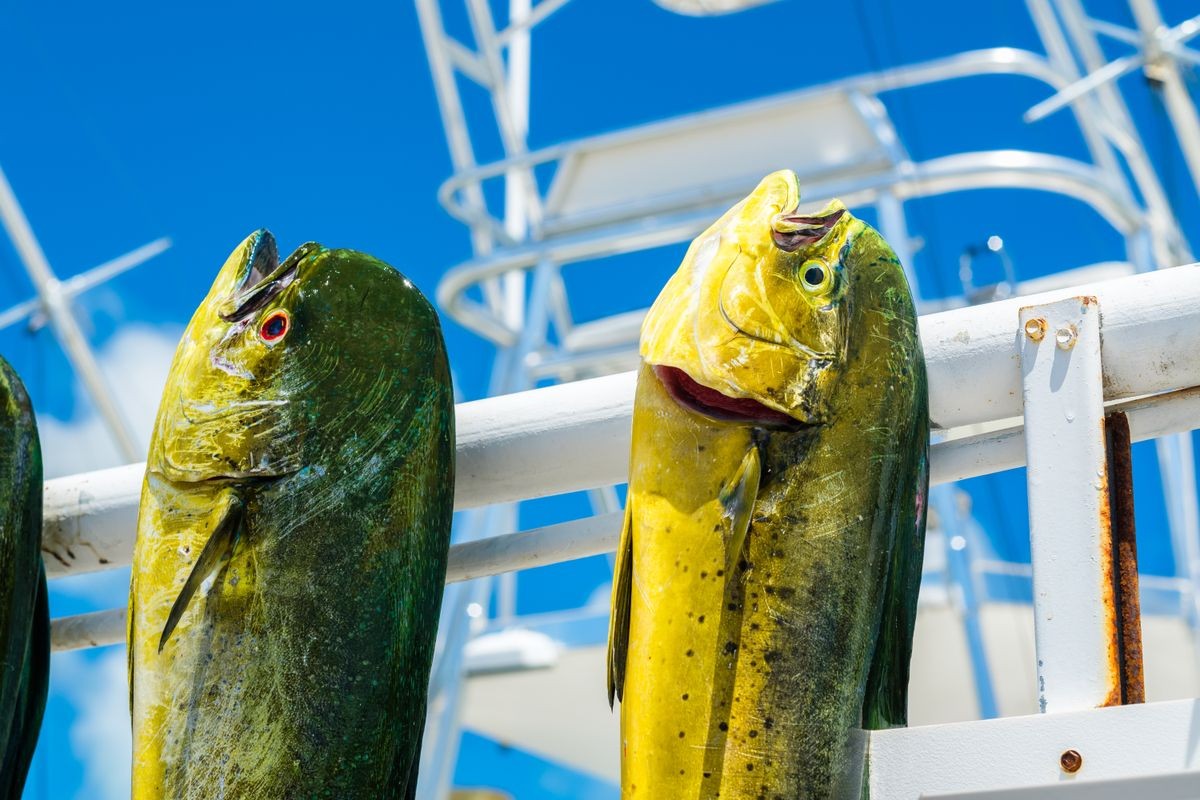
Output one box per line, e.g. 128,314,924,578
932,486,999,719
0,163,141,461
1050,0,1193,265
1019,296,1120,712
1128,0,1200,196
46,382,1200,651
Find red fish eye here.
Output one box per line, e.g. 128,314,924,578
260,310,289,343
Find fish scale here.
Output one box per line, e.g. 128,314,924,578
609,171,928,799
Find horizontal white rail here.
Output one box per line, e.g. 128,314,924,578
48,385,1200,651
40,264,1200,650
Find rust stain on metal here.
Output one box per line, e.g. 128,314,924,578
1094,429,1123,709
1059,749,1083,773
1106,411,1146,704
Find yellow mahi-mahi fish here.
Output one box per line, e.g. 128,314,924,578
608,170,929,798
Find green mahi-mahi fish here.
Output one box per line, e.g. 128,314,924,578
0,358,48,798
608,170,929,798
129,231,455,799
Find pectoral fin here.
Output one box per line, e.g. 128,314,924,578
606,501,634,708
159,493,245,653
718,446,761,573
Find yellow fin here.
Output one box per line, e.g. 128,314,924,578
606,500,634,708
718,446,761,573
158,491,244,653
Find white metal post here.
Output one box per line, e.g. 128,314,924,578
1127,0,1200,197
0,163,141,461
1019,296,1119,713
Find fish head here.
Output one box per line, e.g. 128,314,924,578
150,230,311,481
641,170,861,426
151,230,449,484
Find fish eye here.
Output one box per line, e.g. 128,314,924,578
800,261,830,292
259,309,290,344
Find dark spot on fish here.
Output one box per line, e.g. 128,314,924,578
727,602,739,611
678,731,685,738
704,772,712,779
700,571,708,579
686,649,694,657
747,764,754,771
680,769,685,775
723,641,737,655
749,622,760,630
683,565,688,572
749,729,759,738
698,445,706,452
682,693,689,701
765,717,774,729
764,651,781,664
764,586,775,595
716,569,725,577
776,587,796,600
719,722,728,732
698,615,705,624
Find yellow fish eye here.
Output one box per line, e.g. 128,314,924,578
800,260,830,293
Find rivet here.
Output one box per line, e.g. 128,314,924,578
1060,749,1083,773
1055,325,1077,350
1024,317,1047,342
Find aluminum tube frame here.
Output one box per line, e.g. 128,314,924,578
439,150,1146,344
36,263,1200,578
436,47,1075,224
45,384,1200,652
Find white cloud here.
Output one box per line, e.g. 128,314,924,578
52,649,131,800
37,323,181,478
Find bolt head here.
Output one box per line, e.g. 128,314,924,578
1060,749,1083,773
1024,317,1047,342
1055,325,1078,350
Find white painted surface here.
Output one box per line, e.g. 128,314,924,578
869,699,1200,798
1019,297,1117,713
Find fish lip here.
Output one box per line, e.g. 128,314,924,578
652,365,806,430
217,241,321,323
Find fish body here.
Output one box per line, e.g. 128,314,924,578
129,232,455,799
0,357,48,798
608,171,928,798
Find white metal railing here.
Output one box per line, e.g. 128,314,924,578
39,262,1200,653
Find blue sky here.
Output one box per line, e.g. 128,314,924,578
2,0,1199,797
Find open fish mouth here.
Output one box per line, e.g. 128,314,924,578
653,365,801,428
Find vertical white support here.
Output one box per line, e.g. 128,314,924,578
1019,296,1120,713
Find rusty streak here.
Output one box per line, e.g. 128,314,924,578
1106,411,1145,705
